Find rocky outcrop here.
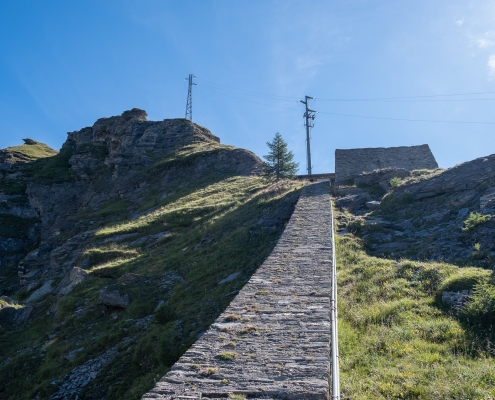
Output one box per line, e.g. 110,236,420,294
0,296,33,326
335,193,371,212
0,109,263,299
98,288,130,308
394,153,495,201
335,152,495,263
442,290,472,309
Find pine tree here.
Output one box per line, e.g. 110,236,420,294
263,132,299,180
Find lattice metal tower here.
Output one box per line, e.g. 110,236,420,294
185,74,197,120
300,96,316,175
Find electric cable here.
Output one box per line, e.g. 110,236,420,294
196,76,495,103
198,83,495,125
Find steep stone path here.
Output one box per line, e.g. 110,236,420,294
142,182,333,399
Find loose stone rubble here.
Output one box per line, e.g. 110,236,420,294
142,182,333,400
50,338,132,400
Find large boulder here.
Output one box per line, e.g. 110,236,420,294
335,193,372,212
99,288,130,308
57,267,89,296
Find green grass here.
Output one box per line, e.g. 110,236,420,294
379,191,415,213
402,168,445,185
462,212,492,232
84,245,139,262
389,177,402,187
0,168,303,400
216,351,239,361
337,232,495,399
4,142,58,160
437,268,491,293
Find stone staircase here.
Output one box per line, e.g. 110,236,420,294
142,182,333,399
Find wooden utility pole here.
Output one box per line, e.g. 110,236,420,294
300,96,316,175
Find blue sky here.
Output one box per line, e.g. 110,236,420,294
1,1,495,173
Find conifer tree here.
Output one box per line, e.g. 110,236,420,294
263,132,299,180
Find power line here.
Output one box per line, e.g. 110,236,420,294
196,77,298,101
316,110,495,125
198,84,300,111
195,78,495,125
196,77,495,102
317,98,495,103
317,91,495,101
198,82,298,102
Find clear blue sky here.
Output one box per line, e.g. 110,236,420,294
1,1,495,173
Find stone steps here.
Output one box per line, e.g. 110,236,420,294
142,182,333,400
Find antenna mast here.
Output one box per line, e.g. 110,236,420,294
185,74,197,120
300,95,316,175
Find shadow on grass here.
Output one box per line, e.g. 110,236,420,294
0,177,303,400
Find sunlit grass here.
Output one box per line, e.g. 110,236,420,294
0,165,304,400
95,176,277,237
337,232,495,399
5,142,58,160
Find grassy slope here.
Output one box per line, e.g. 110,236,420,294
337,229,495,399
4,143,58,160
0,165,303,399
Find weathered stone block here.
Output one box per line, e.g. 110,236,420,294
335,144,438,183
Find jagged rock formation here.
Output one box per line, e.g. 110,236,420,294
1,109,261,297
0,109,303,400
334,152,495,263
335,144,438,183
0,141,59,295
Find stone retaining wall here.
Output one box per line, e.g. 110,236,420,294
142,182,333,399
335,144,438,183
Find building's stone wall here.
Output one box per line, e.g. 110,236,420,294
142,182,333,400
335,144,438,183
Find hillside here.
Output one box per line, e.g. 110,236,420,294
0,110,303,399
2,109,495,399
333,159,495,398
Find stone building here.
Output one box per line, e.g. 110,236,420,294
335,144,438,183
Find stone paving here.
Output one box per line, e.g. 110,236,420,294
142,182,333,400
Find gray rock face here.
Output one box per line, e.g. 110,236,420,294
50,338,132,400
335,144,438,183
335,193,371,212
442,290,472,309
68,109,221,177
218,272,239,285
366,200,381,210
394,153,495,200
0,302,33,326
57,267,89,296
336,152,495,263
142,182,333,400
480,187,495,212
99,288,130,308
25,279,53,303
0,109,263,298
